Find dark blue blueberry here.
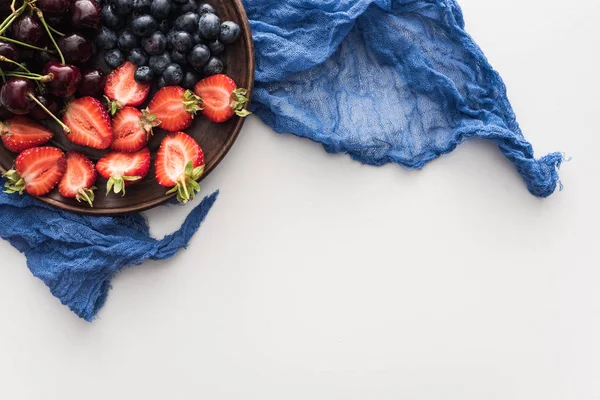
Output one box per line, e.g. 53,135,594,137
150,0,170,19
202,56,222,76
149,52,171,74
174,12,199,33
131,14,158,36
192,32,204,45
178,0,196,13
170,49,187,64
158,19,170,33
118,29,140,52
157,75,167,88
96,26,117,50
104,48,126,68
198,3,214,14
113,0,134,15
102,4,125,30
133,0,151,13
181,70,200,89
162,63,183,85
219,21,240,44
128,48,148,65
142,31,167,55
207,39,224,55
197,12,220,40
169,30,193,52
134,65,154,83
187,43,210,69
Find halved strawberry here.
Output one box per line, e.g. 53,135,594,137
0,116,54,153
111,107,160,153
3,146,66,196
62,97,113,150
96,147,150,196
147,86,202,132
193,74,250,123
104,61,151,115
58,151,97,207
155,132,204,203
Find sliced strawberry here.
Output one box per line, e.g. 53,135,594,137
96,147,150,196
111,107,159,153
0,116,54,153
147,86,202,132
193,74,250,123
3,146,66,196
62,97,113,150
155,132,205,203
104,61,151,115
58,151,97,207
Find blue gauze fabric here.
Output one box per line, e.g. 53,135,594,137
0,0,562,321
244,0,563,197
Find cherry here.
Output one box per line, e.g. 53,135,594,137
0,41,19,70
78,68,105,97
42,61,82,97
38,0,71,15
29,94,59,120
46,14,69,31
58,33,93,64
12,15,46,48
71,0,102,30
0,78,35,114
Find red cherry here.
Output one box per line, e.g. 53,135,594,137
0,41,19,70
58,33,93,64
37,0,71,14
78,68,106,97
42,61,82,97
0,78,35,114
12,15,46,48
71,0,101,30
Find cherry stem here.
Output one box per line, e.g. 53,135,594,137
26,92,70,134
34,8,64,64
0,0,27,35
4,71,50,80
48,25,64,37
0,67,5,83
0,56,31,73
0,35,54,52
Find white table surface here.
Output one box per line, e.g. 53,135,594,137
1,1,598,399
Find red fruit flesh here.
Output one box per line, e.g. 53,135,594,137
104,62,151,111
14,147,66,196
147,86,201,132
111,107,157,153
96,147,150,185
0,116,53,152
58,151,97,199
62,97,113,150
194,74,250,123
155,132,204,187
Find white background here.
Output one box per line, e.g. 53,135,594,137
1,1,598,399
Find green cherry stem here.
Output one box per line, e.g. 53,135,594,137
0,35,54,52
0,56,31,73
0,67,5,83
25,92,71,134
4,71,52,81
0,0,28,35
34,8,64,64
48,25,64,37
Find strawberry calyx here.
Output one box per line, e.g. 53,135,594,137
106,175,141,196
104,95,122,116
165,161,204,204
2,169,25,195
75,186,97,207
182,90,203,115
0,121,11,137
139,108,161,136
230,88,251,117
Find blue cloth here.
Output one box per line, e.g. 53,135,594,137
245,0,563,197
0,0,562,321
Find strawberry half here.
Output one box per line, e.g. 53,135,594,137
58,151,97,207
3,146,66,196
96,147,150,196
155,132,205,203
0,116,54,153
147,86,202,132
62,97,113,150
111,107,160,153
193,74,250,123
104,61,151,115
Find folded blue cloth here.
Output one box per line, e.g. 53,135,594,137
0,0,562,321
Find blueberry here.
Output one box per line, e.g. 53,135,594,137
149,52,171,74
178,0,196,13
170,49,187,64
158,19,170,33
198,13,220,40
150,0,170,19
118,30,140,52
104,48,126,68
172,0,187,5
198,3,214,14
102,4,125,30
169,31,193,52
131,14,158,36
128,48,148,66
219,21,240,44
133,0,151,13
207,39,224,55
157,75,167,88
142,31,167,55
202,56,222,76
192,32,204,45
181,70,200,90
174,12,199,33
113,0,134,15
134,65,154,83
162,63,183,85
96,27,117,50
187,43,210,69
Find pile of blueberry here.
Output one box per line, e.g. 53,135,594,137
97,0,241,89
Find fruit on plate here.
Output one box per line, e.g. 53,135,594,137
147,86,202,131
104,61,151,114
3,147,66,196
0,116,53,153
193,74,250,123
96,147,151,195
42,61,83,98
62,97,113,150
111,106,160,153
155,131,204,203
0,77,36,115
58,151,97,207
